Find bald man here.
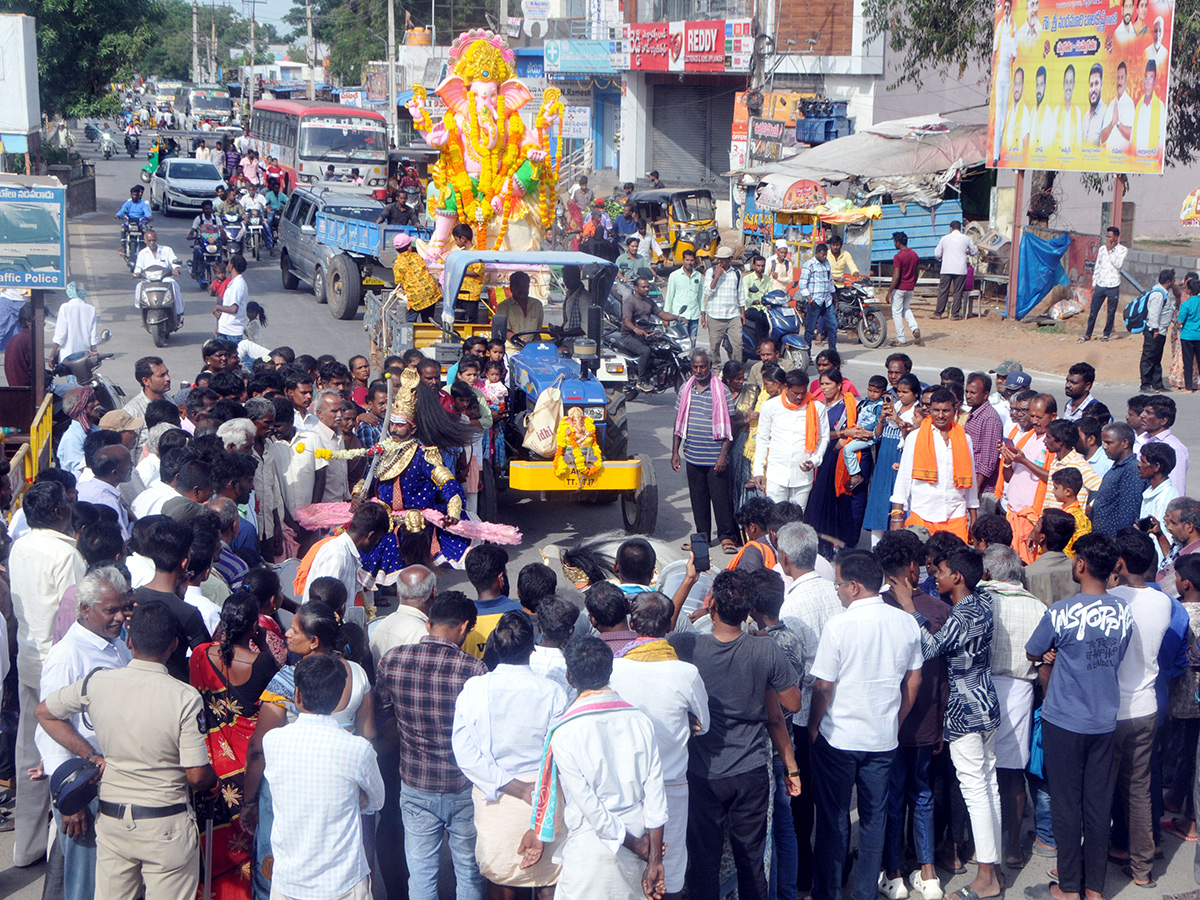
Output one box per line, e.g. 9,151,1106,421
77,445,134,539
369,565,437,660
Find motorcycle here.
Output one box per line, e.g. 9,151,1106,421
136,263,183,347
739,290,812,372
191,221,223,292
121,218,148,269
245,207,265,261
834,276,888,349
100,130,116,160
84,122,100,143
124,132,140,158
601,287,692,398
49,330,125,442
221,212,245,260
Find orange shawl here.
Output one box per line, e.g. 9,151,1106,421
780,392,820,453
832,392,860,497
912,418,974,489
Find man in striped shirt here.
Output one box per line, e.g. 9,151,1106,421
672,349,739,554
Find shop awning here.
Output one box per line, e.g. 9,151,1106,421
733,115,989,207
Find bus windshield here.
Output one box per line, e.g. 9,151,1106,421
193,92,232,112
300,117,387,161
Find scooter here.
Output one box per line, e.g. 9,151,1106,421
245,207,265,261
136,263,183,347
101,130,116,160
738,290,812,372
124,132,140,158
221,212,245,260
191,222,223,292
121,218,147,269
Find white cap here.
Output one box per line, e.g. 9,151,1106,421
775,239,788,249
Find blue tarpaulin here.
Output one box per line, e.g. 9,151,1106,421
1016,227,1071,320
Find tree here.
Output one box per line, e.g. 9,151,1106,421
140,2,280,82
861,0,1200,165
0,0,154,117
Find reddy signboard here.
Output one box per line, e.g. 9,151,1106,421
625,19,752,72
0,178,67,290
987,0,1173,174
684,21,725,72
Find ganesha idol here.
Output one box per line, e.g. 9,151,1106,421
406,29,564,259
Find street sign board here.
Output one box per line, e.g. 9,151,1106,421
0,178,67,290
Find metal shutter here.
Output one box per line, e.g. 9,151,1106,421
707,89,735,183
652,85,712,185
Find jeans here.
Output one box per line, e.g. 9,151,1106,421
770,755,799,900
811,736,893,900
892,290,919,342
936,273,968,317
614,333,652,380
681,318,700,341
1182,340,1200,390
52,798,99,900
804,302,838,351
1043,720,1116,895
884,745,936,872
949,729,1003,865
686,769,771,900
1029,772,1055,847
1085,285,1120,339
399,783,483,900
685,461,737,544
1141,330,1167,389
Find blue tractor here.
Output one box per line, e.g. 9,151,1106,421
441,251,658,534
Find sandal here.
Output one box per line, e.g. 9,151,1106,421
721,539,738,555
1120,865,1156,887
1161,817,1197,842
1077,336,1091,343
946,887,1003,900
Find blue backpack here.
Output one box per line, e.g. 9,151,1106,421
1124,286,1166,335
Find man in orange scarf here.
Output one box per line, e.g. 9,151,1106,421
889,388,980,541
753,369,830,505
1000,393,1056,563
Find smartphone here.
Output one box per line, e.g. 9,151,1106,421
691,534,711,573
344,605,367,629
1137,516,1155,533
1002,437,1017,451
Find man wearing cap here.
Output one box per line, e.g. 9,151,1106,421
703,246,745,365
886,232,922,345
34,566,131,900
767,240,794,293
800,243,838,351
49,282,99,366
934,221,978,319
77,445,135,540
988,363,1029,431
98,410,144,453
36,601,217,900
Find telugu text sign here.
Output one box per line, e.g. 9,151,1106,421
987,0,1173,174
0,181,66,290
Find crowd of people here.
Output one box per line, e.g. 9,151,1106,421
4,298,1200,900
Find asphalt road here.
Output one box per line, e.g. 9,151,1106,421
4,144,1200,898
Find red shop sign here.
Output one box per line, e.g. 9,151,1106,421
684,20,725,72
628,23,676,71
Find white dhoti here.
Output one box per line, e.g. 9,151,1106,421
555,826,647,900
472,787,563,887
663,781,688,894
993,674,1034,769
135,278,184,314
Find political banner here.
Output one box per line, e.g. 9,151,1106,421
987,0,1172,174
1182,188,1200,228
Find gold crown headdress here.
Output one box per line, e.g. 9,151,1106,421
390,368,420,424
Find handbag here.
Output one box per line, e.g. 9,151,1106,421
523,374,565,458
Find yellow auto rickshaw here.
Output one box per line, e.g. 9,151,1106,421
629,189,720,267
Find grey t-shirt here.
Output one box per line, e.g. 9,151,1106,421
621,294,656,338
668,631,799,779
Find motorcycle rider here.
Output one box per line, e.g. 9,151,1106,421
116,185,152,256
217,187,246,256
618,276,680,393
133,228,184,320
187,200,223,287
263,178,289,256
123,118,141,153
241,181,274,253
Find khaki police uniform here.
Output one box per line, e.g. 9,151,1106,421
44,658,211,900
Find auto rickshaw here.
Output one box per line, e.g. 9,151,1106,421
628,189,721,268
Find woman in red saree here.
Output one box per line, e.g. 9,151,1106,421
190,590,280,900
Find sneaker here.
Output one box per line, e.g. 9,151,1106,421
879,873,909,900
913,328,924,346
636,381,656,393
909,871,942,900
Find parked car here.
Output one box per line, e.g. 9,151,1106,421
149,158,225,216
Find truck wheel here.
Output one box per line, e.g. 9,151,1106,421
312,266,327,304
621,453,658,535
280,253,299,290
580,389,629,505
327,254,362,320
857,311,887,348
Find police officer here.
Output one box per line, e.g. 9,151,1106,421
36,601,217,900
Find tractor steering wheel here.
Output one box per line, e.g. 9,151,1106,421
508,329,560,349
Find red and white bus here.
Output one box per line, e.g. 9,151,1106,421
249,99,388,188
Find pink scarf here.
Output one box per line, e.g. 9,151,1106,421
674,376,733,442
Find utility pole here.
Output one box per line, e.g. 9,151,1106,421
387,0,398,145
306,0,315,100
210,4,216,83
499,0,508,36
247,1,256,126
192,0,200,83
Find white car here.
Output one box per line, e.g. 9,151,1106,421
149,158,226,216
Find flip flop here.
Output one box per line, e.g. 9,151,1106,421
947,886,1003,900
721,539,738,555
1022,886,1057,900
1161,817,1197,842
1120,865,1156,888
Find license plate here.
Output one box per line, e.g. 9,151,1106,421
362,276,386,286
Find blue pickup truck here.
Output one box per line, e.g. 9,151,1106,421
278,184,431,320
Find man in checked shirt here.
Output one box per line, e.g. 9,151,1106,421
800,244,838,351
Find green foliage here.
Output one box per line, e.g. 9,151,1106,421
140,1,279,83
861,0,1200,167
0,0,154,116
